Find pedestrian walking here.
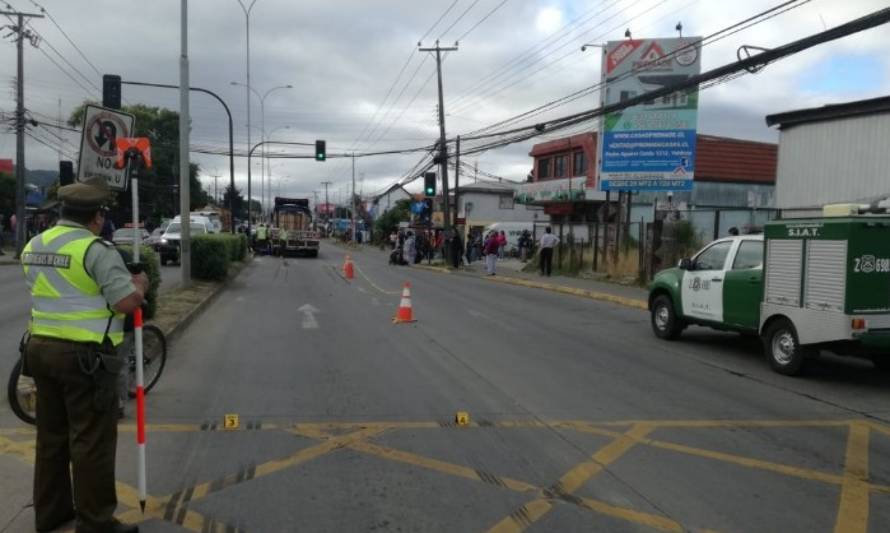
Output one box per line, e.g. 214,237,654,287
389,230,397,250
404,231,416,265
451,231,463,269
21,179,146,533
483,231,499,275
518,229,532,262
539,226,559,276
497,230,507,259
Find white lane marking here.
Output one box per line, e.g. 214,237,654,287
298,303,320,329
357,286,368,293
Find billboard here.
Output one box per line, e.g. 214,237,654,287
598,37,702,191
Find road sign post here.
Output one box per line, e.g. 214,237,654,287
77,104,136,190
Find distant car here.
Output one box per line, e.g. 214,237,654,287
111,228,150,246
157,222,209,265
145,227,165,247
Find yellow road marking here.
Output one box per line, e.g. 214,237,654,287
572,423,847,486
870,420,890,439
348,433,689,532
349,439,538,493
0,434,34,464
187,426,383,501
554,423,654,494
487,423,657,533
834,421,870,533
487,499,552,533
353,263,401,294
572,495,684,532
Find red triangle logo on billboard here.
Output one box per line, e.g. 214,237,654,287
639,42,666,64
606,40,642,73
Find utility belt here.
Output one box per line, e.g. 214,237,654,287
26,335,126,413
78,339,126,413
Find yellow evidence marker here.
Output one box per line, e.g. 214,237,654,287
224,414,240,430
455,411,470,426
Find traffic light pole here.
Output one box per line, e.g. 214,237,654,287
121,81,236,234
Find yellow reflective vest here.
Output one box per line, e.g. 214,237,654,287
22,225,125,346
256,226,267,240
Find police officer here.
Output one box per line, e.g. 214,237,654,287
22,179,146,533
278,226,288,255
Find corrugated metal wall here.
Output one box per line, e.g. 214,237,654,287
776,113,890,208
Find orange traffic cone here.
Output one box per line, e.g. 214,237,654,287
343,255,354,280
393,282,416,323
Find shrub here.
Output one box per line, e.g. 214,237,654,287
191,235,229,281
236,233,248,261
115,245,161,319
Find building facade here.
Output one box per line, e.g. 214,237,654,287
766,95,890,209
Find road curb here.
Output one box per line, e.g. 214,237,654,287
154,259,252,345
413,264,452,274
483,275,648,310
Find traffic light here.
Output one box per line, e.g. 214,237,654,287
422,198,433,222
59,161,74,186
315,140,326,161
102,74,121,109
424,172,436,197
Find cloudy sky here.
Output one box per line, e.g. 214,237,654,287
1,0,888,207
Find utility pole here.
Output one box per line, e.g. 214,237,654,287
2,9,43,258
320,180,332,225
235,0,258,220
179,0,191,287
419,40,458,237
454,135,460,229
351,153,356,242
210,173,221,203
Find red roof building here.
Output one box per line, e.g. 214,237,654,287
528,133,776,187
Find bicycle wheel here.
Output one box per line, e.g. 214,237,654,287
127,325,168,398
7,358,37,425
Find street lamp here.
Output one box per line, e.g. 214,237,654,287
234,0,259,222
230,81,292,215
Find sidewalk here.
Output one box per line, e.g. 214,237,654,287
389,248,649,310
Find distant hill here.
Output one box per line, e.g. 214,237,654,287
27,170,58,188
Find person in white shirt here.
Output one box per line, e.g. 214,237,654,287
538,226,559,276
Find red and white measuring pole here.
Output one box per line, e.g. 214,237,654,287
118,138,152,513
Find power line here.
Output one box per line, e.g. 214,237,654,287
27,0,102,77
438,0,481,40
459,0,813,140
455,0,511,42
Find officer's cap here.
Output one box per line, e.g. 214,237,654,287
58,177,111,210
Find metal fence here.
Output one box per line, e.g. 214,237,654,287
526,207,779,282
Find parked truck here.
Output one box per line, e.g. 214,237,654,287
271,197,320,257
648,208,890,375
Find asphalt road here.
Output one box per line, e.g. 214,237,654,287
1,243,889,532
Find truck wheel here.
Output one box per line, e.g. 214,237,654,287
763,319,810,376
651,294,683,340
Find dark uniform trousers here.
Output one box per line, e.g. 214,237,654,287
26,335,119,531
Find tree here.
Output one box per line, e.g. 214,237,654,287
373,198,411,242
222,184,244,219
68,102,207,226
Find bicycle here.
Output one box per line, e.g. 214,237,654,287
7,326,168,425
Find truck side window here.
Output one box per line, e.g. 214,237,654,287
694,241,732,270
732,240,763,270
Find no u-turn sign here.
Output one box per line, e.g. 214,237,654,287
77,104,136,191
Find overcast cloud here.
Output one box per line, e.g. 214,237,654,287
1,0,889,206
